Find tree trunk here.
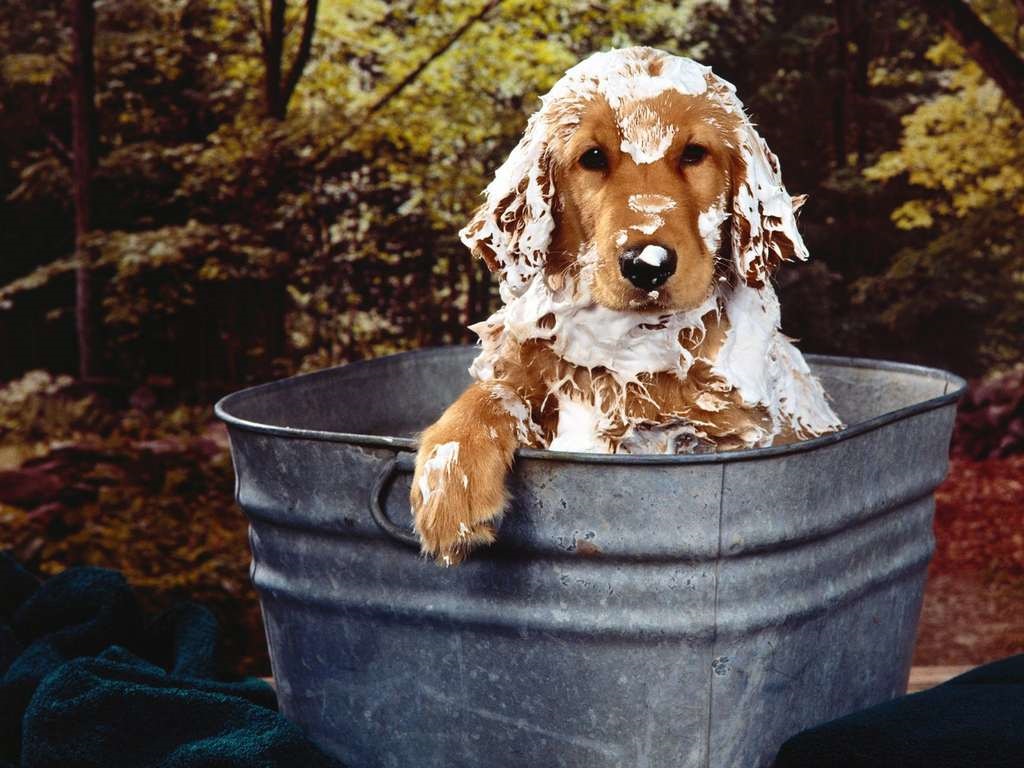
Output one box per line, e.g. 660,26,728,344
263,0,285,119
69,0,99,381
852,0,871,165
259,0,318,120
832,0,850,168
923,0,1024,113
280,0,318,114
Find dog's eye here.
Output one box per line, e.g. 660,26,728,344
579,147,608,171
680,144,708,166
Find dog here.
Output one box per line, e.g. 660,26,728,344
410,47,842,565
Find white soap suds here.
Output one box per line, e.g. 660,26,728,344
417,441,460,506
548,395,610,453
628,194,677,214
711,282,841,437
711,282,778,408
698,195,729,256
630,217,664,236
637,245,669,267
569,49,711,111
619,104,677,164
695,391,729,412
655,55,713,96
460,47,841,454
488,384,545,445
469,245,718,391
627,195,676,240
730,134,810,286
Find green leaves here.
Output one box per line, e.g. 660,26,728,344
0,0,1020,385
851,205,1024,375
854,2,1024,374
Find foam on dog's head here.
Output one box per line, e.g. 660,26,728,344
458,110,556,298
459,47,808,297
463,47,840,451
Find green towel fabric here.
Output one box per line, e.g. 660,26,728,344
775,654,1024,767
8,549,1020,767
0,553,340,768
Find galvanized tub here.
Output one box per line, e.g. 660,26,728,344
216,346,965,768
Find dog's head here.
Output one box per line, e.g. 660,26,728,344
460,47,808,311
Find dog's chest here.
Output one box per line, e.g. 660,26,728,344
541,302,701,382
486,271,720,384
546,395,607,453
546,392,710,455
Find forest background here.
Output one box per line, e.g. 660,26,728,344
1,0,1021,674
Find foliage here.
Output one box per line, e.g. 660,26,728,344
850,205,1024,374
865,37,1024,229
0,371,99,449
300,0,732,228
1,0,1022,674
856,0,1024,375
0,375,264,674
934,455,1024,579
921,453,1024,665
954,365,1024,460
0,0,754,384
7,0,1015,380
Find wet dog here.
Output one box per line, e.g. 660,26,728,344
411,47,841,565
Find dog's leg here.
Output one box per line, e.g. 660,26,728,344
410,382,528,566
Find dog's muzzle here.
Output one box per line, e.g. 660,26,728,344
619,244,677,291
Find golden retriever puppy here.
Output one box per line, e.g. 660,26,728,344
411,47,842,565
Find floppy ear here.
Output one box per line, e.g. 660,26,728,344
730,122,809,289
458,111,556,296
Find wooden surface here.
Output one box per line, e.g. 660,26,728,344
906,665,970,693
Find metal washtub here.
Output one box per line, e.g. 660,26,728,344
215,346,965,768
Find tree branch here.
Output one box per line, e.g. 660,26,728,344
264,0,286,118
280,0,319,116
922,0,1024,113
46,130,72,165
332,0,503,149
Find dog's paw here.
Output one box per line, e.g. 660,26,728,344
410,435,510,566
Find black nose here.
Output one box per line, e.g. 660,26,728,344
619,244,677,291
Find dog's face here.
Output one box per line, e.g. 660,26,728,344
460,47,807,309
548,92,741,311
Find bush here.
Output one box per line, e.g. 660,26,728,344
953,366,1024,460
0,376,267,676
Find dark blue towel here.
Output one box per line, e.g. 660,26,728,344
0,552,341,768
775,653,1024,767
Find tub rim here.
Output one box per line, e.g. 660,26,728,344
214,346,966,466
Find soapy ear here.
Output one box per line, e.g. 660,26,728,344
458,111,556,296
729,121,809,289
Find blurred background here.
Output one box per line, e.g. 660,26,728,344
0,0,1021,675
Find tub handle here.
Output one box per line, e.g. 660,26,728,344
369,453,420,548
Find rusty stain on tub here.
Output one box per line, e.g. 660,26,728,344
575,539,602,557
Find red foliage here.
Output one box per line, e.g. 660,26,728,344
932,456,1024,578
952,367,1024,460
915,456,1024,665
